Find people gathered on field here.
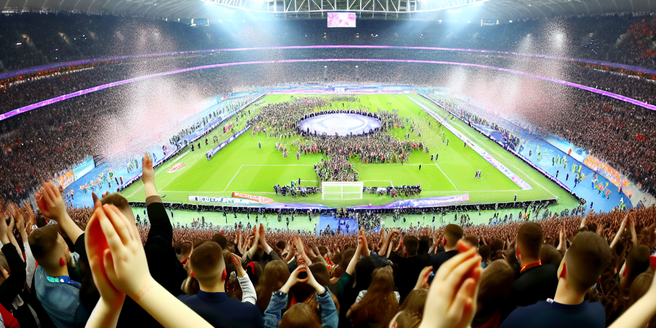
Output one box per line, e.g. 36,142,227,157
1,153,656,328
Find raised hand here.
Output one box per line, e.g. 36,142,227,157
142,153,155,185
86,198,126,309
280,265,305,293
358,229,370,257
87,203,152,300
419,241,481,328
231,253,247,278
414,266,434,290
6,216,14,233
22,203,35,235
36,182,68,222
258,224,273,253
0,213,9,245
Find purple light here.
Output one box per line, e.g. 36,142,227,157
2,45,655,81
2,58,654,122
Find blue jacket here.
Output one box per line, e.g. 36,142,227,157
34,266,89,328
264,289,338,328
179,291,263,328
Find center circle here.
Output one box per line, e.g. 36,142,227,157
298,113,382,137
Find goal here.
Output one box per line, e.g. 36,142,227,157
322,181,364,200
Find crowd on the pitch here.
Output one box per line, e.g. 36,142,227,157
2,155,656,328
252,97,423,183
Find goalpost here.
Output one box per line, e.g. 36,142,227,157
322,181,364,200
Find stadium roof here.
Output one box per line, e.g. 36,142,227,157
1,0,653,21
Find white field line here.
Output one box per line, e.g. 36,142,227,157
452,119,558,199
223,165,244,192
413,95,555,199
434,163,458,191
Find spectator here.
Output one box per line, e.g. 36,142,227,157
429,224,463,273
500,231,611,328
388,233,427,302
179,241,263,327
29,224,89,327
472,260,515,328
509,222,558,307
347,268,399,327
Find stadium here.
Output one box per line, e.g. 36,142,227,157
2,2,656,328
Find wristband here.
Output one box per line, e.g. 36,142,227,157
273,290,287,298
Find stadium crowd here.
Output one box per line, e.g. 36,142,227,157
430,87,656,196
1,154,656,328
253,98,423,182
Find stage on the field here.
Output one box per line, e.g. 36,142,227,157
120,94,578,211
299,113,381,136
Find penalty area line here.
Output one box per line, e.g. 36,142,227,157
223,165,244,192
435,162,458,191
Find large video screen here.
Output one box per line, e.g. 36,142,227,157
327,12,356,28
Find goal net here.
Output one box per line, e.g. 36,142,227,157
322,181,364,200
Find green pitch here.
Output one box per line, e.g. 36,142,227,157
121,94,578,212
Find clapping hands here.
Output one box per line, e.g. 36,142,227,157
419,241,481,328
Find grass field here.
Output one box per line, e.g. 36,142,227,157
121,94,578,212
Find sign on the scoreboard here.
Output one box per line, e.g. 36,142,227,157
327,12,356,28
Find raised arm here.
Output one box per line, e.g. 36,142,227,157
629,216,638,247
36,182,84,244
142,153,158,199
307,266,337,328
418,241,481,328
85,203,212,328
18,203,36,287
231,254,257,305
0,214,26,311
610,212,630,250
5,216,22,262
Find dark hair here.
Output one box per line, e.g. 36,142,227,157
540,244,563,267
489,239,504,253
101,193,130,211
348,268,399,327
189,241,224,283
256,260,290,313
566,231,612,292
517,222,543,260
403,236,420,256
464,235,479,247
28,224,62,267
476,260,515,318
276,241,286,251
211,234,228,249
180,242,193,257
621,245,651,294
354,256,377,291
444,224,464,247
478,245,491,262
418,236,431,254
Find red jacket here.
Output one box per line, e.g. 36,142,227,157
0,303,20,328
